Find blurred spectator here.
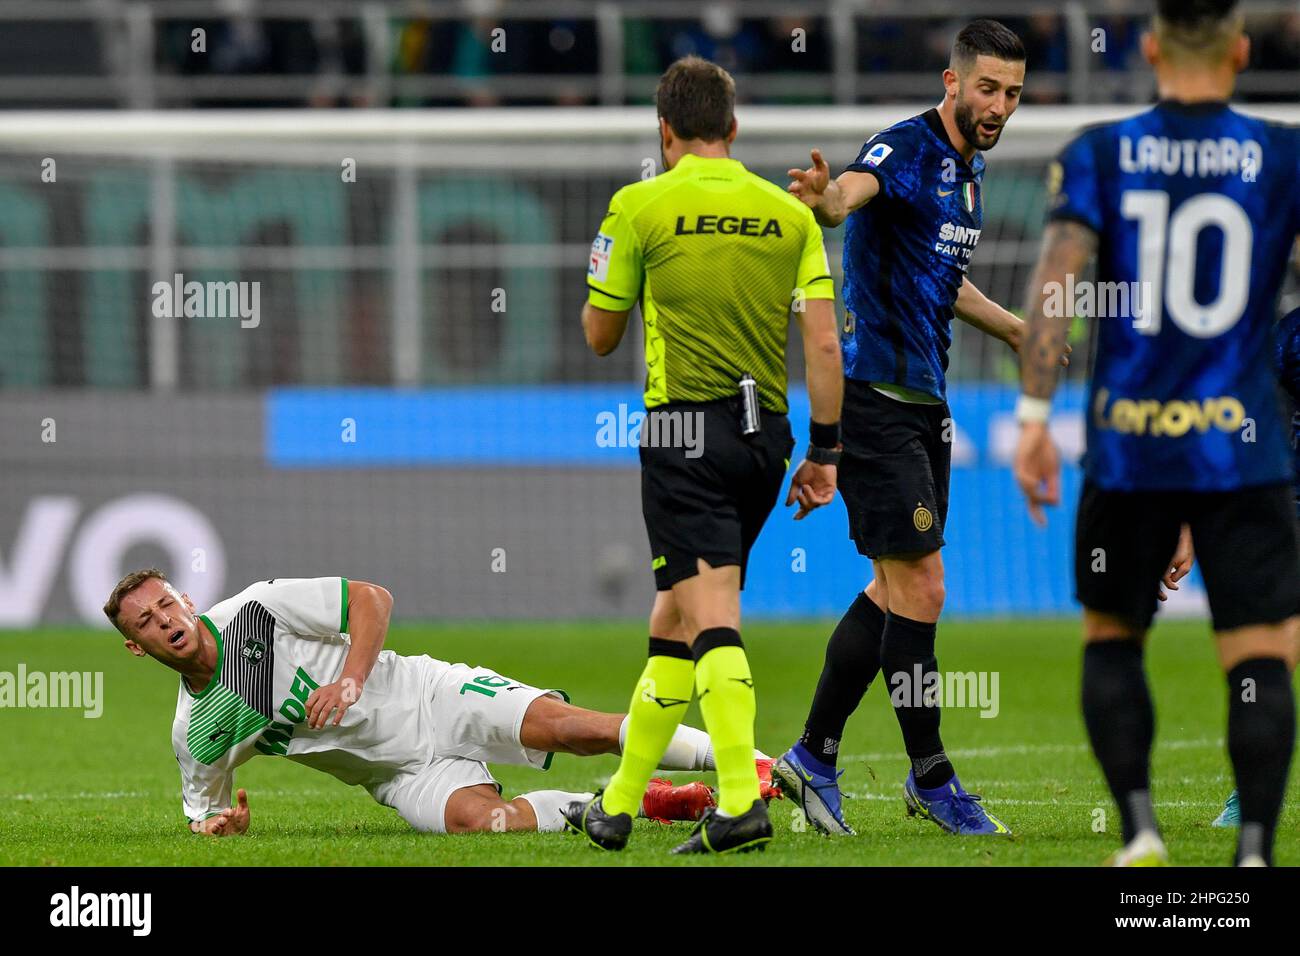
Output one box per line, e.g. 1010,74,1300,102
125,2,1300,108
157,5,367,108
526,18,599,106
1254,13,1300,72
1019,14,1069,104
657,3,766,85
858,16,936,77
393,3,598,107
1243,13,1300,103
761,16,828,73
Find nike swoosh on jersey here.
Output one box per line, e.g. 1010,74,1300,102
936,188,955,197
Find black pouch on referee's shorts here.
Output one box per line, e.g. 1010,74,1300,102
738,372,761,437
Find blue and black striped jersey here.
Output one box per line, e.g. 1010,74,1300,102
840,108,985,400
1275,306,1300,512
1050,101,1300,491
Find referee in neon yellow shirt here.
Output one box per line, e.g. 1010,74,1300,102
562,56,845,854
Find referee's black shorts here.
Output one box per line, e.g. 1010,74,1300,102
838,379,951,559
1075,479,1300,632
640,398,794,591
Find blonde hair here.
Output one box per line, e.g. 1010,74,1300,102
103,567,168,633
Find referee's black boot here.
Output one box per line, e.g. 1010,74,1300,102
671,799,772,855
562,791,632,851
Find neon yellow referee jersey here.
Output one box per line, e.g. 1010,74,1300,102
586,153,834,414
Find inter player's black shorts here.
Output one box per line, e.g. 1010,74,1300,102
839,379,951,559
640,398,794,591
1075,480,1300,632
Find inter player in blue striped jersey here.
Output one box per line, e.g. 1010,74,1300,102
772,20,1066,838
1275,307,1300,517
1212,303,1300,829
1014,1,1300,866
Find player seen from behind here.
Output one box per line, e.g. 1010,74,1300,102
565,55,844,854
1014,0,1300,866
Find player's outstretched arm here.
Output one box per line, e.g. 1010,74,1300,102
955,277,1070,367
787,149,879,228
1012,220,1098,525
190,788,250,837
305,581,392,729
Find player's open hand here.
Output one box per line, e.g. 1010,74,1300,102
193,788,250,837
1157,524,1194,602
788,149,831,208
1013,422,1060,527
786,459,837,520
305,678,362,729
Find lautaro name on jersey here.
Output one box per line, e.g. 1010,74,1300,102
1049,101,1300,491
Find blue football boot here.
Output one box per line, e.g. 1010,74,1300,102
772,745,855,836
1212,790,1241,828
904,771,1012,835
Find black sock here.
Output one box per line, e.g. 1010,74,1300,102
1081,640,1156,843
799,592,885,765
880,612,952,789
1227,657,1295,866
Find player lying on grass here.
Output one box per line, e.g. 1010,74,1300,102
102,569,776,837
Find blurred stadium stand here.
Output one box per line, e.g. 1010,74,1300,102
1,0,1297,109
0,1,1295,625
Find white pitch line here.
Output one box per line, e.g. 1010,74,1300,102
3,788,338,802
838,737,1222,763
0,741,1234,803
843,776,1234,789
846,792,1223,808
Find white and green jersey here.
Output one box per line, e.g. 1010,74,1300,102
174,577,433,824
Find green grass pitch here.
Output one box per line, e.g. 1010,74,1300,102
1,618,1295,866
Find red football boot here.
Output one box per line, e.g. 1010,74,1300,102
756,757,783,803
641,777,716,823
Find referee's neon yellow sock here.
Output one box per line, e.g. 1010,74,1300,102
694,629,760,817
601,639,695,818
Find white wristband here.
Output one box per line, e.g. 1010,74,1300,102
1015,394,1052,424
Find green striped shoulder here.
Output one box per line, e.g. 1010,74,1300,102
185,683,271,765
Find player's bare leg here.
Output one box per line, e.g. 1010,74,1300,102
1081,610,1165,866
878,550,944,622
517,681,763,777
443,784,542,834
519,588,704,763
1215,618,1298,866
519,696,623,757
